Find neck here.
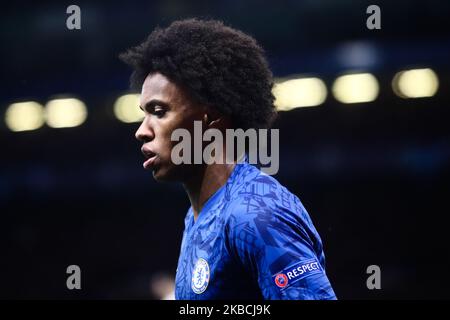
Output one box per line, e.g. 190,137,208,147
183,162,236,222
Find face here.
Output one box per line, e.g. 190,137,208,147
135,72,206,182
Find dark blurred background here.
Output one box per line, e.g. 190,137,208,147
1,0,449,299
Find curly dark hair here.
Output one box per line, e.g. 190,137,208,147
120,18,277,130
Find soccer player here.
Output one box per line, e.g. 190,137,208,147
121,19,336,300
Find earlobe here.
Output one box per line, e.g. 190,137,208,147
204,109,226,128
203,113,210,126
203,114,212,129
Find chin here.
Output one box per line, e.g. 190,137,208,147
151,165,177,182
151,168,167,182
152,163,193,183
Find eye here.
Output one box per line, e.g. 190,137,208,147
152,108,166,118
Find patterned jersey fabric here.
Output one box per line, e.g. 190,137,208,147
175,158,337,300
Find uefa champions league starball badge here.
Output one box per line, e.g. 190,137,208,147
192,258,210,294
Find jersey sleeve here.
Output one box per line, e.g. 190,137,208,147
225,200,337,300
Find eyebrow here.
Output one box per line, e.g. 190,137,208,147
139,99,170,111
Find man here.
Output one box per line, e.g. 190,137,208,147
121,19,336,299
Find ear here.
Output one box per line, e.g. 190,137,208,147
203,109,224,128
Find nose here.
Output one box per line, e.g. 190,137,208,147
135,118,154,143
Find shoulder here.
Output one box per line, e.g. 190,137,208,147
223,166,315,247
225,166,309,228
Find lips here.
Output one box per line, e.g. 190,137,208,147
141,147,158,169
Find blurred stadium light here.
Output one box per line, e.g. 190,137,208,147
392,68,439,99
45,98,87,128
5,101,45,132
114,94,143,123
332,73,379,104
273,77,327,111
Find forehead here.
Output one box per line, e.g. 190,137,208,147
140,72,187,106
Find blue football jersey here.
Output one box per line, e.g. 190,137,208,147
175,158,337,300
